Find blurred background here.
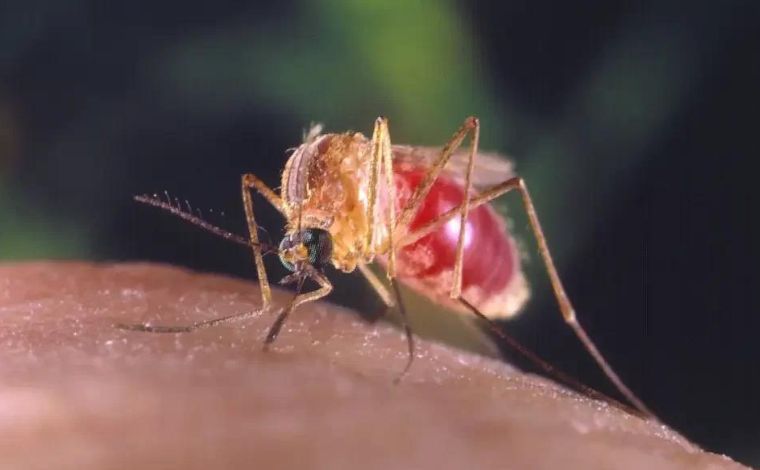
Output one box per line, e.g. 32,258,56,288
1,0,758,465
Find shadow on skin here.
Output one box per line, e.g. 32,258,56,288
0,262,748,469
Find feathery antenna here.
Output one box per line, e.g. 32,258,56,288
134,193,276,254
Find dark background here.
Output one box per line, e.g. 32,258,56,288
1,0,758,465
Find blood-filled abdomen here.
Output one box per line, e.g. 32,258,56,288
389,165,529,318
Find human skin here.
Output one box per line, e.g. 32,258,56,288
0,262,748,470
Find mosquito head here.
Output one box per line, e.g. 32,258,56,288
278,228,333,272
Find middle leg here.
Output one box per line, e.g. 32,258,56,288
394,116,480,300
358,263,415,381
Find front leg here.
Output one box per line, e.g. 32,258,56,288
365,117,397,278
262,270,333,349
242,173,286,310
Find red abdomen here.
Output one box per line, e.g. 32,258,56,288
390,165,528,318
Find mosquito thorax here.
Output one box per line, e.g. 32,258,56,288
278,228,334,272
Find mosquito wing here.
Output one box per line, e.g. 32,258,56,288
391,145,514,188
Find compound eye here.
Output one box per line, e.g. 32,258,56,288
278,229,333,272
303,228,333,268
278,235,298,272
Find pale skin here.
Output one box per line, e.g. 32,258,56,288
0,262,748,470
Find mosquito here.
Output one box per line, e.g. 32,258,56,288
122,116,654,418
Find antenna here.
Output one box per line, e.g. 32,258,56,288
134,193,276,254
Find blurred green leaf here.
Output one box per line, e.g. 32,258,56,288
0,185,91,260
156,0,510,144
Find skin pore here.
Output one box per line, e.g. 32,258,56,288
0,262,748,470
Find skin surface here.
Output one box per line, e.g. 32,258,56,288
0,262,749,470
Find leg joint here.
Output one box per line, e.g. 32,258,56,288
464,116,479,128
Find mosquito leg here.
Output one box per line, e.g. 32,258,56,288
365,117,382,255
394,117,480,299
401,176,655,417
116,309,265,334
507,178,655,418
364,117,399,275
365,117,392,268
242,173,285,213
395,117,478,231
122,269,331,345
455,297,639,416
398,177,516,247
374,118,480,380
262,270,333,349
357,264,415,381
358,263,395,308
124,177,281,334
242,173,286,310
380,118,398,278
450,119,479,299
390,278,415,383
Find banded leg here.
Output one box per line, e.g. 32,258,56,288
358,264,415,381
394,116,480,300
242,173,286,310
399,177,654,417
